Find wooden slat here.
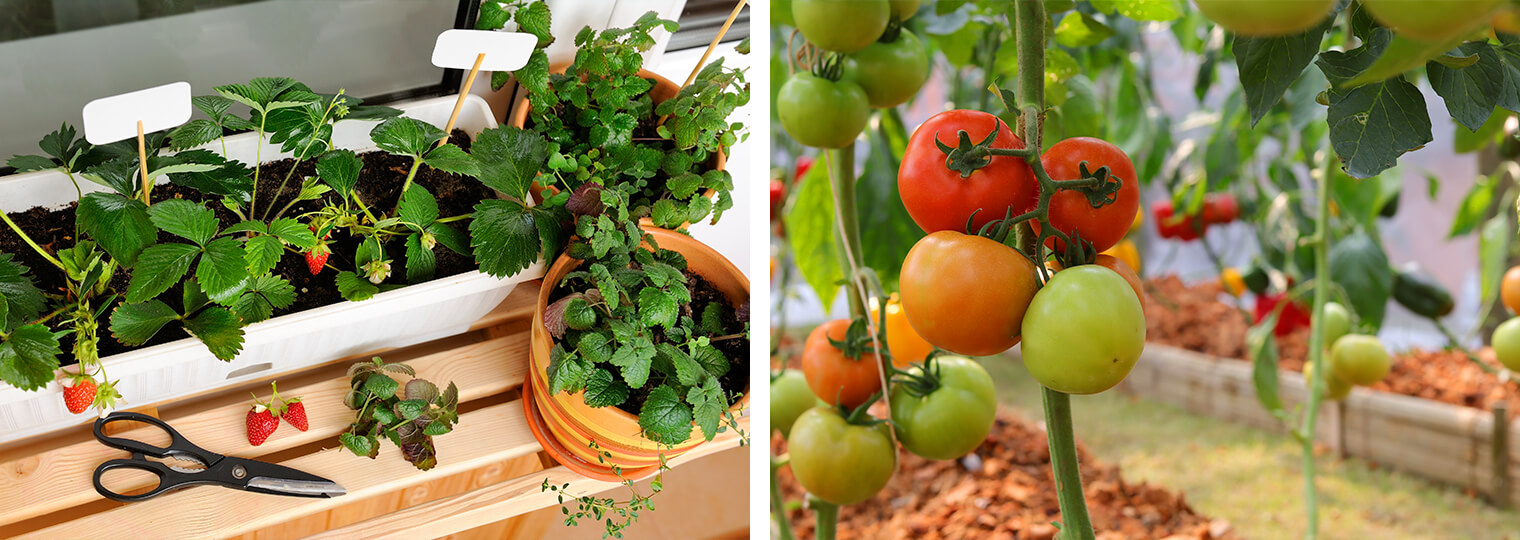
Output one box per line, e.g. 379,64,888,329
0,334,529,528
468,280,540,332
17,399,542,539
307,418,751,540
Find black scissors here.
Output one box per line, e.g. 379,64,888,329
92,411,346,502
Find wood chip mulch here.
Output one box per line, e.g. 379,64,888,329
1142,275,1520,416
774,410,1235,540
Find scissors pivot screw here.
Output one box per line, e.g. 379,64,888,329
233,465,247,479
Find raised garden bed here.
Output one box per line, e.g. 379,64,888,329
775,409,1234,539
1126,275,1519,505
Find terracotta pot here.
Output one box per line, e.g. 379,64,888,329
509,63,725,228
525,226,750,480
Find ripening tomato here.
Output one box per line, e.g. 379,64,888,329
899,232,1040,356
898,110,1038,234
771,370,822,438
1032,137,1140,253
1362,0,1503,42
1501,266,1520,314
777,72,871,149
889,356,997,460
1020,266,1147,394
1093,254,1144,304
844,29,929,109
787,407,896,505
1193,0,1335,37
1330,334,1391,386
1491,317,1520,371
801,319,884,408
793,0,890,53
870,294,934,368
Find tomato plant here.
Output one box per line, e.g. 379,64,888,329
1501,266,1520,314
1031,137,1139,253
1093,254,1144,304
899,231,1039,356
1319,302,1352,347
889,355,997,460
1152,200,1203,241
800,319,884,408
1021,266,1147,395
1303,362,1352,401
898,110,1039,234
786,405,897,505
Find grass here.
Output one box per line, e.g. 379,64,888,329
982,354,1520,539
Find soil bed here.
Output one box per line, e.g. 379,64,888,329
774,409,1232,540
1142,275,1520,415
0,130,492,362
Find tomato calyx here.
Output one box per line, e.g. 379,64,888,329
826,316,882,361
810,52,847,82
837,391,890,427
889,350,949,398
934,125,1007,177
879,17,904,43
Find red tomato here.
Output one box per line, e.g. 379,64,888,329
898,110,1038,234
770,179,785,221
1032,138,1140,253
1152,201,1204,241
795,155,814,181
1254,292,1311,337
1202,194,1239,224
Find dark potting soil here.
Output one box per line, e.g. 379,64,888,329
549,267,751,416
0,130,494,363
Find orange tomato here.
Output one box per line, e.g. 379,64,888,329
870,294,934,368
1221,267,1247,297
1503,266,1520,314
800,319,884,408
1101,239,1141,275
899,232,1040,356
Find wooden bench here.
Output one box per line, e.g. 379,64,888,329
0,282,749,539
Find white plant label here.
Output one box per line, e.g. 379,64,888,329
431,30,537,71
81,82,193,145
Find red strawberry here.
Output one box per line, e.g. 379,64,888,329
306,244,331,276
246,404,279,446
282,400,309,431
62,377,97,414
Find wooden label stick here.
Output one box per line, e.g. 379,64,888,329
659,0,748,128
81,82,192,206
431,30,538,146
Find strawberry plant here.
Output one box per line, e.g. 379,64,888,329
339,357,459,471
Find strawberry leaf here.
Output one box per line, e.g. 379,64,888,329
183,307,244,361
315,149,362,197
471,125,549,198
268,218,317,250
126,243,200,303
232,275,295,324
423,144,480,177
427,222,471,256
77,193,158,267
370,117,444,158
197,237,252,303
244,235,284,277
404,233,436,283
148,199,219,246
399,185,439,228
470,199,540,278
0,324,62,391
638,385,692,445
109,300,181,346
336,271,379,302
0,254,45,332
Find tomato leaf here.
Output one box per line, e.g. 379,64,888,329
1426,41,1507,132
784,150,844,310
1053,12,1114,48
1233,15,1333,127
1448,172,1499,238
1088,0,1182,21
1316,29,1433,179
1480,213,1513,310
1328,231,1394,330
1247,309,1284,417
856,113,921,291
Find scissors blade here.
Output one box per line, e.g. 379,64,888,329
220,457,346,498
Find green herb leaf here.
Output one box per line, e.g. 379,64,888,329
663,343,703,387
109,300,180,346
394,399,426,421
699,303,725,335
548,345,593,395
316,149,362,197
691,342,728,378
470,199,541,278
564,298,597,330
610,337,656,387
362,372,400,397
638,386,693,445
126,243,200,303
471,125,549,198
583,370,629,408
686,375,725,440
232,275,296,324
0,324,62,391
148,199,219,246
638,287,677,329
423,144,481,177
422,421,452,436
337,271,380,302
515,0,553,45
339,432,377,458
405,378,440,403
476,1,509,29
577,332,614,364
183,307,244,361
369,117,445,158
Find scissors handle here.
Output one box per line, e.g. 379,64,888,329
92,457,215,502
94,412,218,464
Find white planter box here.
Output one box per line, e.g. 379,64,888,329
0,95,544,445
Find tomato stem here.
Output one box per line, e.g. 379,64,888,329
827,145,866,317
771,456,799,540
810,496,840,540
1299,136,1337,540
1042,388,1094,536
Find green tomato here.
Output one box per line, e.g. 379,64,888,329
1361,0,1502,42
793,0,890,53
774,0,795,27
844,29,930,108
889,356,997,460
1193,0,1335,37
777,72,871,149
1020,266,1147,395
771,370,821,438
1330,334,1391,386
1492,317,1520,372
1304,361,1351,401
787,407,896,505
1320,301,1352,347
889,0,921,20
